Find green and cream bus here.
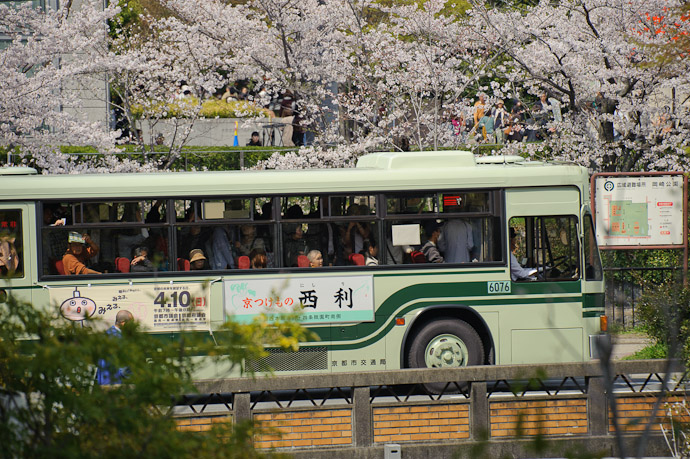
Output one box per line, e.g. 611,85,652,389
0,150,605,378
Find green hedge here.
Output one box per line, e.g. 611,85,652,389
8,146,286,172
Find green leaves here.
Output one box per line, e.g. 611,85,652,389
0,294,308,458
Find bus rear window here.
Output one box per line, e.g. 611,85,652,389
0,210,23,278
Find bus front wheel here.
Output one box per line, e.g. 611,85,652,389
408,318,484,392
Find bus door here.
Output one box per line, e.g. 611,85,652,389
0,203,34,305
505,187,584,363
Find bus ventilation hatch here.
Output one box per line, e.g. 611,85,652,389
245,346,328,372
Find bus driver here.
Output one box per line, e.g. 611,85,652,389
509,228,537,281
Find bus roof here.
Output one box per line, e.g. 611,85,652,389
0,151,589,201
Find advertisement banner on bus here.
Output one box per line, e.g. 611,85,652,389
51,283,210,331
223,275,375,324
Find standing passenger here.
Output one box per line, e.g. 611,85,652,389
438,196,475,263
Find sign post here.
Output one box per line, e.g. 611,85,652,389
591,172,688,285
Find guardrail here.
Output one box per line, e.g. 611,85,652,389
180,360,687,458
604,266,682,328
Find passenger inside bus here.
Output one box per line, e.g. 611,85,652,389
63,232,101,275
438,195,475,263
235,224,265,258
209,225,235,269
249,248,267,269
421,220,444,263
177,205,208,265
130,246,154,272
361,239,379,266
307,249,323,268
284,223,307,267
117,203,149,261
189,249,207,270
0,238,19,276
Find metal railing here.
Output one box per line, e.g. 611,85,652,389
603,266,682,329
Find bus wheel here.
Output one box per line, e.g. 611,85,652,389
408,318,484,393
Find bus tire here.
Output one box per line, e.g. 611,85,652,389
408,318,484,393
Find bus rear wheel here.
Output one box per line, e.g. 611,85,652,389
408,318,484,393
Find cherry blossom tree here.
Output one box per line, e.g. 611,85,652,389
0,1,131,172
5,0,689,173
470,0,690,172
108,1,255,168
243,0,489,153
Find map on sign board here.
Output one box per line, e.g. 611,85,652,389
594,175,684,247
223,275,374,324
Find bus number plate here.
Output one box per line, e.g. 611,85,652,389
487,281,510,294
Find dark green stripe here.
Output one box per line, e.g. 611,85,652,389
311,280,581,341
328,294,582,351
375,269,505,278
582,311,603,318
583,293,605,309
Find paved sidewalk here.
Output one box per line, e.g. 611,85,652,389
611,334,651,360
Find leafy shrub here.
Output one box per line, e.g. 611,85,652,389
199,99,271,119
638,282,690,361
130,97,200,119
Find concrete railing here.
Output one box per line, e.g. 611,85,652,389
184,360,687,458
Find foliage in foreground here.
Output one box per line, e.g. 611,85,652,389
0,295,311,458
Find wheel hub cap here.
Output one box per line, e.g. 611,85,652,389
425,334,468,368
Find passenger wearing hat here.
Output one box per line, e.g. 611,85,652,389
421,220,444,263
189,249,207,270
62,231,101,275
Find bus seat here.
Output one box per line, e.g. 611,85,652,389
55,260,66,275
177,258,190,271
297,255,309,268
238,256,250,269
349,253,365,266
115,257,130,273
410,250,427,264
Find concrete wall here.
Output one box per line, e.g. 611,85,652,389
179,360,684,458
138,117,296,147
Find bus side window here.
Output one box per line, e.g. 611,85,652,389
0,210,23,278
